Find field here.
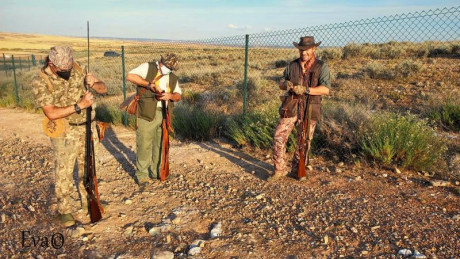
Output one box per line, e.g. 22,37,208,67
0,32,459,258
1,32,459,177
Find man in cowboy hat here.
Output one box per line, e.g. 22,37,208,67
126,53,181,188
272,36,331,180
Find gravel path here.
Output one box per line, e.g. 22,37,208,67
0,108,459,258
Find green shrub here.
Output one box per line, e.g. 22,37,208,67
315,102,371,159
275,60,288,68
427,102,460,132
428,45,452,57
224,109,297,152
359,112,446,171
395,60,422,78
172,103,220,141
96,103,122,123
452,43,460,55
0,81,37,110
319,48,343,60
342,43,363,59
182,90,201,105
363,61,395,79
380,44,404,59
0,81,17,107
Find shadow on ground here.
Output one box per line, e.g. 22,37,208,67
197,140,272,181
101,127,136,181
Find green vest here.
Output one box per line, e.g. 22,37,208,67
137,62,178,121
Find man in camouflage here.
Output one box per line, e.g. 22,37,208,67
272,36,331,180
126,53,181,188
32,46,107,227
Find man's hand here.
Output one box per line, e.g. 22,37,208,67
280,80,294,90
86,72,96,88
78,91,94,109
293,85,307,95
85,72,107,94
149,83,163,94
157,92,172,101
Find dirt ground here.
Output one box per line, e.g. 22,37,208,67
0,108,459,259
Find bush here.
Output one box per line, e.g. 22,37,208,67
182,90,201,105
315,102,371,160
342,43,363,59
428,45,452,57
363,61,395,80
395,60,422,78
427,102,460,132
224,109,297,152
95,103,135,128
172,103,221,141
319,48,343,60
0,81,17,107
380,44,404,59
275,60,288,68
359,112,446,171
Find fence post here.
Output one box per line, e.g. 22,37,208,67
3,53,7,76
122,45,127,126
31,54,36,66
12,55,19,104
243,34,249,116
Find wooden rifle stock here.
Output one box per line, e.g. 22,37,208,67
160,95,173,181
84,105,104,223
298,95,311,179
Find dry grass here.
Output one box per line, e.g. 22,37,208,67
2,33,459,175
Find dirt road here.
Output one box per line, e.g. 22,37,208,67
0,108,458,258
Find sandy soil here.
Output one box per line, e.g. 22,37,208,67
0,108,458,259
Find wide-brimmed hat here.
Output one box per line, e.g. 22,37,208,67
160,53,179,71
49,46,74,70
293,36,321,50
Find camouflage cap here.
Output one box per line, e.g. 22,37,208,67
49,46,74,70
160,53,179,71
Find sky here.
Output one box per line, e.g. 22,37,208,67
0,0,458,41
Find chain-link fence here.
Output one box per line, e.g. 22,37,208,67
1,6,459,171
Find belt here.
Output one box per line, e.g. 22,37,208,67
69,120,94,126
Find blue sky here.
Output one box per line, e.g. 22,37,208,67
0,0,457,40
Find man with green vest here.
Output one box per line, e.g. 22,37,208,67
126,53,181,187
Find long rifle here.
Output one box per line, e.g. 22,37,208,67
159,96,173,181
297,96,311,179
84,21,104,223
298,72,313,179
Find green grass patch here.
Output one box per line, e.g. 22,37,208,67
172,103,221,141
426,102,460,132
224,108,297,152
0,81,18,107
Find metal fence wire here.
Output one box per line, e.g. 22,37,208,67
1,5,459,155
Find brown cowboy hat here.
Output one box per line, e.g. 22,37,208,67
293,36,321,50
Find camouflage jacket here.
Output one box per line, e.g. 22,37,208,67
32,62,92,124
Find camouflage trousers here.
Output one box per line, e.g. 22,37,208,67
50,123,99,215
272,116,317,174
